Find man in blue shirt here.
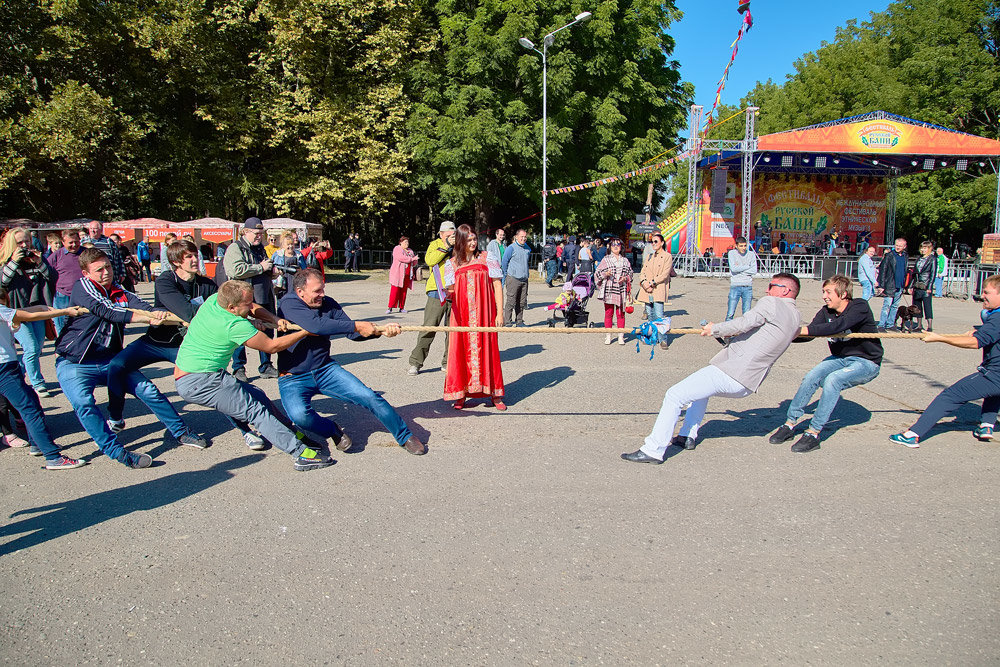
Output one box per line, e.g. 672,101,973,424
891,274,1000,447
500,228,532,327
277,268,426,455
876,237,908,331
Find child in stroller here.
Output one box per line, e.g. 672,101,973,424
547,273,594,327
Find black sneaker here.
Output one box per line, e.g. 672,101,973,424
876,326,887,333
259,366,279,379
125,452,153,469
791,433,821,453
178,433,210,449
294,450,334,472
232,369,249,383
671,435,697,450
769,424,794,444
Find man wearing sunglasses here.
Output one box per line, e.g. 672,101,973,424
622,273,802,464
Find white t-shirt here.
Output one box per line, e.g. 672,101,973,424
0,306,20,364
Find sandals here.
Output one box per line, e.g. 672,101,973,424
453,399,465,410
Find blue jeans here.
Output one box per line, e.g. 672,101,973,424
860,280,874,301
0,361,61,461
53,293,72,335
278,361,412,445
56,356,188,463
786,356,881,433
13,319,46,388
726,285,753,320
106,337,245,434
545,259,557,285
644,299,664,321
877,290,905,328
934,276,944,298
911,368,1000,439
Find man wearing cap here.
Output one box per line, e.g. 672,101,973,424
223,217,278,380
407,221,456,375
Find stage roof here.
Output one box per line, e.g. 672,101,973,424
699,111,1000,176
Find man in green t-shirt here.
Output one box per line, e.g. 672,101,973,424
174,280,333,471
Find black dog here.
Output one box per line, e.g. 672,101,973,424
894,304,921,332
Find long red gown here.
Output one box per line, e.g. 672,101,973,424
443,256,504,401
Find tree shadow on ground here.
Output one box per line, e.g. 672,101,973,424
0,455,264,557
331,348,403,366
325,272,373,283
880,359,950,391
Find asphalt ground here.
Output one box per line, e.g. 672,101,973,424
1,271,998,664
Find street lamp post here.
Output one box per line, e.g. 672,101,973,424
519,11,591,244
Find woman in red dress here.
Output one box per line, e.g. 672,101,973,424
443,224,506,411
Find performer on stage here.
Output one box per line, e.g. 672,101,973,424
891,274,1000,447
442,224,505,411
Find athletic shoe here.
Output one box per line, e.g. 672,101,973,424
259,366,279,379
407,365,420,376
29,444,42,456
107,418,125,434
33,385,51,398
399,309,407,314
294,449,334,472
768,424,794,444
973,425,994,441
332,432,353,453
233,369,249,383
178,433,210,449
125,452,153,468
2,433,29,448
45,456,86,470
244,431,266,451
889,433,920,448
402,436,427,455
791,433,821,453
386,308,392,314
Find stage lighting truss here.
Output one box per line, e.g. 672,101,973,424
814,156,827,168
923,158,935,170
957,159,968,171
781,155,793,167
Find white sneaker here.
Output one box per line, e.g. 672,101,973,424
618,334,626,345
604,334,612,345
244,432,266,451
407,365,420,376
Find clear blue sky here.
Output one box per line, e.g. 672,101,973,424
671,0,892,118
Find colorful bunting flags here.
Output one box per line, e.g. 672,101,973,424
545,151,691,197
703,3,753,136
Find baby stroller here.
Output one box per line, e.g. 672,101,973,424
547,273,594,327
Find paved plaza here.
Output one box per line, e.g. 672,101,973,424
1,272,998,664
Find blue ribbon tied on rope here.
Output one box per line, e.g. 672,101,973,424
631,317,671,360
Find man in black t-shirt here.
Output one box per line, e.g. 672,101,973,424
769,275,883,453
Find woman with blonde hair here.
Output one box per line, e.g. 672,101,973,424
271,230,306,296
0,228,56,397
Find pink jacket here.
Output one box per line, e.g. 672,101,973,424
389,245,419,287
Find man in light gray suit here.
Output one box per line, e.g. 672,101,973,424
622,272,802,464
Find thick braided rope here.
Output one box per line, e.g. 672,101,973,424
394,325,944,339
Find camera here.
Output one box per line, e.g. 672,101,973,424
274,264,298,275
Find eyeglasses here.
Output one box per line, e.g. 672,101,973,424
610,241,622,246
768,282,791,293
652,240,662,244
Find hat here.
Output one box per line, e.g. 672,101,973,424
243,217,264,229
439,220,456,232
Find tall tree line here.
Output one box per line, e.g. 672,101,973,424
0,0,690,243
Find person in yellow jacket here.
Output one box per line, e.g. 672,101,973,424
407,221,456,375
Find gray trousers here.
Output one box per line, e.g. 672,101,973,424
408,292,450,369
503,276,528,325
175,371,305,457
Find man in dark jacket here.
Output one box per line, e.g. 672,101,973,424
769,275,882,452
876,237,908,330
542,238,558,287
562,235,579,282
343,235,356,272
223,217,277,380
105,240,264,451
277,269,426,455
54,248,203,469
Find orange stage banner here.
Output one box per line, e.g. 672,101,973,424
758,119,1000,156
102,226,136,241
198,227,236,242
143,227,193,242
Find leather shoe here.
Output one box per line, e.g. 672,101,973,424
671,435,696,450
620,449,663,464
769,424,794,444
333,431,353,452
402,436,427,455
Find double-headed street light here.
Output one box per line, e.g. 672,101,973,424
519,11,592,244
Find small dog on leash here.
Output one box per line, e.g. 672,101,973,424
894,304,922,332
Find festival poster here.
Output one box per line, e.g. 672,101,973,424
699,173,886,252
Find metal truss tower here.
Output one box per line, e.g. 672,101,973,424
684,105,703,253
740,106,759,239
